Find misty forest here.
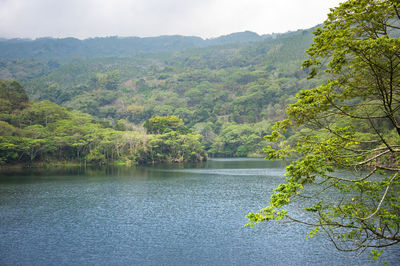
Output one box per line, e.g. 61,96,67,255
1,0,400,264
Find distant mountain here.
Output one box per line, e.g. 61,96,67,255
205,31,263,46
0,31,267,60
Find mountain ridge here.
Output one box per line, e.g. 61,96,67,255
0,28,315,60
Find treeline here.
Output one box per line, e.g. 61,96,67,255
0,31,268,60
0,80,206,166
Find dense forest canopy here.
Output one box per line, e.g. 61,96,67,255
0,31,281,60
0,27,319,159
0,80,207,165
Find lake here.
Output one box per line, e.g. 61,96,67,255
0,158,399,265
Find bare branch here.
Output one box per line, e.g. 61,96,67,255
358,172,398,221
324,167,377,183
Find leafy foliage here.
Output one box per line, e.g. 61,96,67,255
0,80,29,112
144,115,189,134
247,0,400,259
0,81,206,165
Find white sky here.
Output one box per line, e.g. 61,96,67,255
0,0,343,39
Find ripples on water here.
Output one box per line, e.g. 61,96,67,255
0,158,399,265
165,168,285,176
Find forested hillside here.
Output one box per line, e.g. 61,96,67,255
0,80,207,165
0,27,320,161
0,31,265,60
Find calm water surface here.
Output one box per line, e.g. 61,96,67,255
0,158,399,265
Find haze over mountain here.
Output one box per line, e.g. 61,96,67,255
0,0,341,39
0,30,289,59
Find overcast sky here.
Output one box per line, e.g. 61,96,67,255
0,0,343,40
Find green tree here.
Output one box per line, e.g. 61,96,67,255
210,123,267,157
144,115,189,134
247,0,400,258
0,80,29,116
91,72,120,90
17,100,69,127
0,121,18,136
